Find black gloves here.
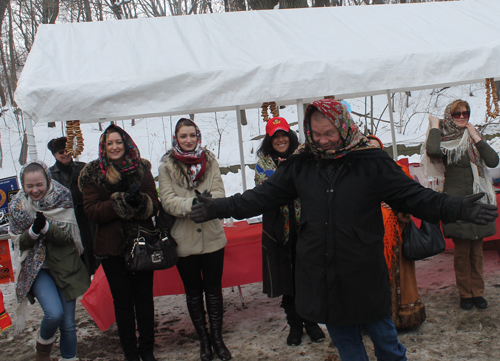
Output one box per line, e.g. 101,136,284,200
32,212,46,234
125,184,141,208
459,193,498,225
200,189,212,198
190,192,218,223
192,189,212,206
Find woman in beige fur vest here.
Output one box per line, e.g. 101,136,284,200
158,118,231,361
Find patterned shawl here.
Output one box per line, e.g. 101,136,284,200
99,124,141,175
172,121,207,182
8,160,82,332
255,155,300,245
298,99,368,159
420,102,496,204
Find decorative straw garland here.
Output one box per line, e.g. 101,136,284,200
260,101,279,122
65,120,85,157
485,78,499,118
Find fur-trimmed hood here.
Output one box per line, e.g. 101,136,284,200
79,158,152,193
159,149,217,190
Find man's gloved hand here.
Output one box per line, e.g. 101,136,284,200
190,192,218,223
32,212,46,234
200,189,212,198
125,184,141,207
459,193,498,225
193,189,212,206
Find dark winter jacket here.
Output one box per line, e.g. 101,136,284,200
50,160,98,275
19,225,90,302
426,128,499,240
78,159,160,258
212,148,461,326
256,156,296,298
50,160,86,206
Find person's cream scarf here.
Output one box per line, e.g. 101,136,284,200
420,104,496,205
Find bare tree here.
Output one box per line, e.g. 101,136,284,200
42,0,58,23
0,0,9,106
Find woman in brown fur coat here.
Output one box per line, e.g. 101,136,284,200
158,118,231,361
79,124,160,361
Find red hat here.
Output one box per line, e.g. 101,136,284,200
266,117,290,136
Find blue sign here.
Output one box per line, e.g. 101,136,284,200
0,176,19,214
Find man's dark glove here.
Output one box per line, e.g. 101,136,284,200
32,212,46,234
459,193,498,225
190,193,218,223
200,189,212,198
125,184,141,207
193,189,212,206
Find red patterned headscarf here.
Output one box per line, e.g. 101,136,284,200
301,99,368,159
98,124,141,175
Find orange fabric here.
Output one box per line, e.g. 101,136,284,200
382,162,412,280
382,206,401,281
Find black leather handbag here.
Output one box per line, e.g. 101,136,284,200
125,209,178,272
402,219,446,261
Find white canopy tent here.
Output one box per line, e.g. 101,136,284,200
14,0,500,189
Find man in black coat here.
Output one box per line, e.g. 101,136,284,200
190,99,498,361
48,137,98,276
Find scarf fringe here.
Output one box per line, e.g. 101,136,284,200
14,298,28,333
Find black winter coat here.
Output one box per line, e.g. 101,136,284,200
214,148,461,326
50,160,98,275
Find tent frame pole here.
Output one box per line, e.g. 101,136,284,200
386,90,398,160
297,99,305,143
25,116,38,161
236,105,247,191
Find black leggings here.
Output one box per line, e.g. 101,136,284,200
176,248,225,291
101,257,154,357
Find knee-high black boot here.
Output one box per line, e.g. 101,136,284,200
205,287,232,361
186,288,214,361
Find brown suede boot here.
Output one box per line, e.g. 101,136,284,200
35,330,57,361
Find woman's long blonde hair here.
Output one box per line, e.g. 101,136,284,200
105,129,122,184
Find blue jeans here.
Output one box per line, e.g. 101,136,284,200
31,268,77,359
326,316,406,361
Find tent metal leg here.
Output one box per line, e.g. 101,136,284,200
297,99,305,144
386,90,398,160
237,285,245,308
235,106,247,192
24,115,38,161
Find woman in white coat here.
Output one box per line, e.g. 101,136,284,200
158,118,231,361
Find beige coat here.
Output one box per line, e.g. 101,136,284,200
158,149,227,257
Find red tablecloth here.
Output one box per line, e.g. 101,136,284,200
81,221,263,332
